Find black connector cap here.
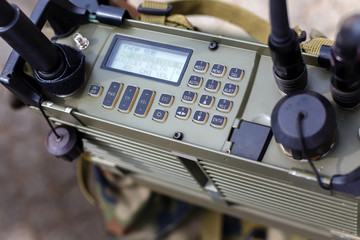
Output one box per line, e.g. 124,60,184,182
271,91,337,160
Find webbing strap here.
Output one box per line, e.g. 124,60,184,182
168,0,271,44
140,1,168,24
77,153,97,206
301,37,334,55
139,0,335,55
140,0,270,44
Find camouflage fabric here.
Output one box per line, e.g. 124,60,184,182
93,166,308,240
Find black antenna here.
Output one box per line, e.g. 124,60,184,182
0,0,86,97
0,0,63,75
268,0,307,94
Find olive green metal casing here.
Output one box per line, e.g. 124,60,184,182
41,20,360,240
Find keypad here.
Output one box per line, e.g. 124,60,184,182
118,85,139,113
134,89,155,117
175,106,191,120
210,115,227,129
182,91,197,104
187,75,203,89
210,64,226,77
183,63,244,129
193,110,209,124
205,79,220,93
217,99,233,113
88,84,103,97
159,94,174,107
96,60,244,131
222,83,239,97
193,60,209,73
228,68,244,81
152,109,168,123
102,82,123,109
199,95,215,108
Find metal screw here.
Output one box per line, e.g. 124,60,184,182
73,33,89,50
173,131,183,140
208,41,218,51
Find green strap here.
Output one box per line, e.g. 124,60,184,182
140,1,168,25
301,38,334,55
139,0,334,54
169,0,271,44
140,0,270,44
77,153,97,206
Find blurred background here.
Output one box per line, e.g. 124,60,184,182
1,0,360,239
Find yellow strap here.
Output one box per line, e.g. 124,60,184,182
77,153,97,206
166,14,194,30
301,38,334,55
140,1,333,54
140,1,168,25
169,0,270,44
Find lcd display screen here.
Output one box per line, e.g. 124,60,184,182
102,35,193,85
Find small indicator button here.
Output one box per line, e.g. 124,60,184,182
187,75,203,89
210,115,227,129
134,89,155,117
118,85,139,113
175,106,191,120
102,82,123,109
205,79,220,93
193,110,209,124
181,91,197,104
217,99,233,113
88,84,103,97
210,64,226,77
228,68,244,81
222,83,239,97
199,95,215,109
193,60,209,73
159,94,174,107
152,109,168,123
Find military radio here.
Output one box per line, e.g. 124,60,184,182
1,0,360,239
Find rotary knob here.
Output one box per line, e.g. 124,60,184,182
46,126,83,162
271,91,337,160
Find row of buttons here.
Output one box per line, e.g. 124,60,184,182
181,92,233,112
152,106,227,128
187,76,239,96
193,60,244,81
89,83,228,128
174,106,227,128
90,82,155,117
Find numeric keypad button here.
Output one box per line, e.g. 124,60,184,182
175,106,191,120
228,68,244,81
216,99,233,113
187,75,203,89
199,95,215,109
222,83,239,97
193,110,209,124
210,64,226,77
193,60,209,73
205,79,220,93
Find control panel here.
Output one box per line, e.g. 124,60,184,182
46,20,360,178
52,21,258,151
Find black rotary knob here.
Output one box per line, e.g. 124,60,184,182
46,126,83,162
271,91,337,160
